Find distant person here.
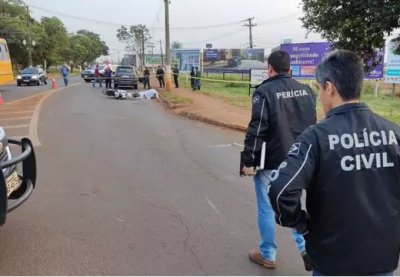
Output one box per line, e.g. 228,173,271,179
103,65,113,89
60,64,70,86
92,64,102,88
172,65,179,88
156,65,165,88
194,66,201,90
190,66,195,90
143,67,151,89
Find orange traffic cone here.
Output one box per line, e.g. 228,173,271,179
51,79,59,89
0,94,4,105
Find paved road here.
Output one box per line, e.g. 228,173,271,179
0,82,310,275
0,76,82,103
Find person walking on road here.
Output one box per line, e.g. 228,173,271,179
156,65,165,88
241,50,316,271
103,65,112,89
143,67,151,89
60,64,70,87
92,64,102,88
172,65,179,88
269,50,400,276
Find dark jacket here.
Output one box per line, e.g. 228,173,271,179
103,68,112,78
156,68,164,79
269,103,400,275
243,74,316,169
172,68,179,77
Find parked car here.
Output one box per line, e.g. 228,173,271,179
81,65,116,82
0,127,36,225
113,66,138,89
17,67,47,86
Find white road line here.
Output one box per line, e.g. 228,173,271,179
8,136,24,141
3,124,29,129
208,144,232,148
208,143,244,148
206,197,220,217
29,82,83,147
232,143,244,147
0,116,31,121
0,110,34,115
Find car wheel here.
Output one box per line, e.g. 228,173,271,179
84,79,91,83
133,84,138,89
17,82,21,86
36,80,40,86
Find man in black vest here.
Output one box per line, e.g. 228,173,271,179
269,50,400,275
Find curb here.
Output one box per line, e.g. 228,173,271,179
158,94,247,132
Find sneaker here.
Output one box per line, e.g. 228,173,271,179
248,249,276,269
301,251,313,272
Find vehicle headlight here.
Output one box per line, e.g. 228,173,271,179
17,76,22,79
31,75,38,79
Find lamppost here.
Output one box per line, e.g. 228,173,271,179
22,38,35,67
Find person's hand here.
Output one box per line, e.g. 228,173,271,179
242,166,256,176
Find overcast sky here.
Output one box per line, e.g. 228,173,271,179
23,0,323,62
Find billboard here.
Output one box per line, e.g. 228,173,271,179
280,42,331,78
385,38,400,83
203,48,265,73
281,42,384,79
171,49,201,72
144,54,165,67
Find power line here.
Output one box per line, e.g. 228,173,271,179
29,4,245,31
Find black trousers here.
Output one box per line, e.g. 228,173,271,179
158,77,165,88
105,78,112,89
174,76,179,88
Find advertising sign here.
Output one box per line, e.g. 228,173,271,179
145,54,164,67
250,69,269,86
281,42,384,79
203,48,265,73
171,49,201,72
385,38,400,83
280,42,331,78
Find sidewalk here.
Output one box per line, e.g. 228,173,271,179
148,75,250,132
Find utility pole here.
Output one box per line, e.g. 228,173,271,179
26,5,33,66
149,43,156,73
244,17,256,49
141,28,145,70
160,39,164,67
164,0,172,91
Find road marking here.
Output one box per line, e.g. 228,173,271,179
208,143,244,148
0,110,34,115
29,82,83,146
232,143,244,147
2,124,28,129
206,197,220,217
0,116,31,121
8,136,24,140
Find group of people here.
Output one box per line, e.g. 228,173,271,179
91,64,113,89
154,65,180,89
241,49,400,276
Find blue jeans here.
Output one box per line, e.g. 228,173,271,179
92,77,102,87
254,170,306,261
313,270,393,276
63,75,68,86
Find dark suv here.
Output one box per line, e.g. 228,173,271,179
17,67,47,86
0,128,36,225
113,66,139,89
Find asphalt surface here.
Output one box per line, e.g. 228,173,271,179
0,82,310,275
0,76,82,103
